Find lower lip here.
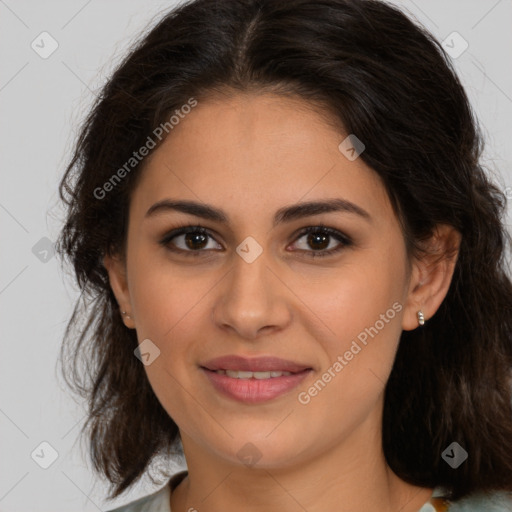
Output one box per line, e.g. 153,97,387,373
201,368,312,404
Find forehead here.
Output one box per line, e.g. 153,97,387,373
130,92,393,227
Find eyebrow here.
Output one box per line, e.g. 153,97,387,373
145,198,372,227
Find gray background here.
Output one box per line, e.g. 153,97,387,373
1,1,511,511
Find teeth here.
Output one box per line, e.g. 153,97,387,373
226,370,254,379
215,370,293,379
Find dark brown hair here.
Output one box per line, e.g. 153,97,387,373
56,0,512,501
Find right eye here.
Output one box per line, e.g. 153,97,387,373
159,225,223,256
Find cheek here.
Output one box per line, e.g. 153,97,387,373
304,244,406,351
126,250,214,396
296,297,403,447
127,245,208,338
298,245,406,405
130,274,207,432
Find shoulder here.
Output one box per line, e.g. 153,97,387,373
104,485,170,512
104,471,188,512
448,491,512,512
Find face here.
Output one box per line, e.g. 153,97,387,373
104,92,445,470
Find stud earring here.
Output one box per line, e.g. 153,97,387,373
121,310,132,319
417,310,425,326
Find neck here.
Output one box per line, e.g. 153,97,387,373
170,412,433,512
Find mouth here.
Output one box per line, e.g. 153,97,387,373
206,369,297,379
200,355,313,403
201,354,312,373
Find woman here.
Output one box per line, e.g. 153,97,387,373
56,0,512,510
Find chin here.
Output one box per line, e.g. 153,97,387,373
208,425,309,469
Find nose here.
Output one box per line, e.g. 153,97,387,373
211,249,292,341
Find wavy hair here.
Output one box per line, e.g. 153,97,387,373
56,0,512,500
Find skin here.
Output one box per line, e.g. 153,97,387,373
104,92,461,512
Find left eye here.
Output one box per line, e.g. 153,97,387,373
159,225,352,258
290,226,352,258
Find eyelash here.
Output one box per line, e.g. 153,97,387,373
159,223,353,259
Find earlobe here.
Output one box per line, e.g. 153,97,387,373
401,224,461,331
103,253,136,329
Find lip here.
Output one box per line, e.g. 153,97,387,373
200,355,313,404
202,368,312,403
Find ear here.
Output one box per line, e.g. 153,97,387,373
103,253,136,329
402,224,461,331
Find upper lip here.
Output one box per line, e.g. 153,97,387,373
201,355,312,373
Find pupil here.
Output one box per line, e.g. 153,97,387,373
308,232,329,250
185,232,207,250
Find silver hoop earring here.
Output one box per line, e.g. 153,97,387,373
417,310,425,326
